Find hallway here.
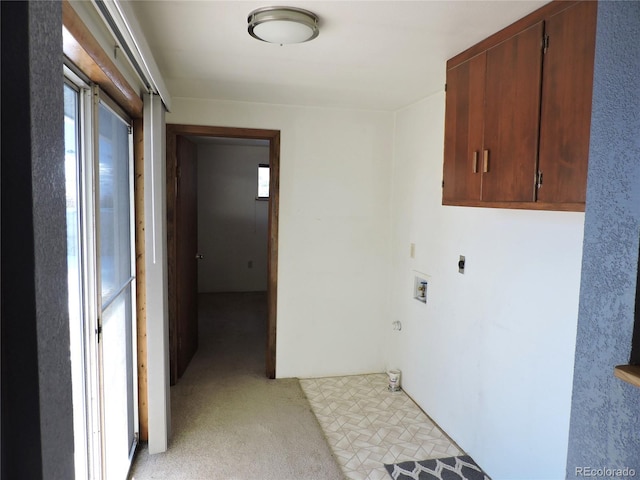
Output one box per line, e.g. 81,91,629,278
129,292,343,479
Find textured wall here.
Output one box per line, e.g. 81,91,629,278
1,1,74,478
1,2,44,477
30,2,75,477
566,1,640,476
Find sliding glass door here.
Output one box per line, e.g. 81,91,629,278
65,79,92,480
65,75,138,480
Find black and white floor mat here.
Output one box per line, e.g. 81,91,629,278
384,455,490,480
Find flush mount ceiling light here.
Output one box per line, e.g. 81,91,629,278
248,6,319,45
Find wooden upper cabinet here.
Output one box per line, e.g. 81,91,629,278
482,21,543,202
537,1,597,204
442,0,597,211
443,53,485,203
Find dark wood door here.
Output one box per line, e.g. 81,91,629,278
442,52,485,203
482,21,544,202
175,135,198,380
537,1,596,204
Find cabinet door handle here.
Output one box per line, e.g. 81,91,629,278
472,151,479,173
483,150,489,173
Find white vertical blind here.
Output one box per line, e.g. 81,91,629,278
143,92,171,454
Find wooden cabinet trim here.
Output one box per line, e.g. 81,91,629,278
480,20,544,203
442,53,485,203
442,199,585,212
537,1,597,204
443,0,594,212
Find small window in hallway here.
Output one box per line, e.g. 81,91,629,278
257,163,269,199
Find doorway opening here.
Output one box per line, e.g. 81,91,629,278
166,125,280,383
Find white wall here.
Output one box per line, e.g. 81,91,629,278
168,99,394,378
197,143,269,293
388,93,585,479
169,94,585,478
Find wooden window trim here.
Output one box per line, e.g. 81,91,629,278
62,0,143,118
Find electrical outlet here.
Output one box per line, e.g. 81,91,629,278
458,255,465,274
410,243,415,258
248,260,253,268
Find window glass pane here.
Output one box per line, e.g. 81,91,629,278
65,85,81,316
258,164,270,198
98,103,131,303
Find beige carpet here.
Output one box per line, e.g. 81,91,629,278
129,292,344,480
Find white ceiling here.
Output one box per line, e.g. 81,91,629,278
127,0,548,111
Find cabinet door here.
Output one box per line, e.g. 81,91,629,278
537,1,596,204
482,21,544,202
442,53,485,203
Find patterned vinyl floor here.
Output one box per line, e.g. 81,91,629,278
300,374,462,480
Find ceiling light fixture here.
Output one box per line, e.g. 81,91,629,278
247,6,319,45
